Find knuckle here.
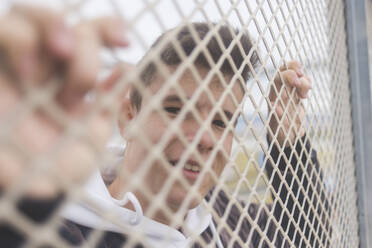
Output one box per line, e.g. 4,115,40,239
74,22,95,36
282,69,297,80
282,92,289,101
13,4,63,25
0,15,38,49
301,82,312,93
306,79,312,88
288,60,301,69
280,70,298,86
95,16,120,26
0,75,20,116
70,70,98,91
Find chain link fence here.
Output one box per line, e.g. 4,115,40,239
0,0,362,247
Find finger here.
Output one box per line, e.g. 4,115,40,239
275,103,284,120
12,4,74,59
86,66,132,149
295,105,305,127
55,139,96,185
57,26,101,117
297,76,312,98
95,65,130,122
280,60,303,77
280,97,296,126
65,23,101,96
99,66,124,91
99,63,134,92
90,17,129,47
0,74,20,116
61,19,129,109
287,99,297,121
274,69,300,90
88,111,114,147
13,111,60,155
0,14,39,80
269,82,289,106
0,147,24,190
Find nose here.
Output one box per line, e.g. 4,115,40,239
183,113,214,153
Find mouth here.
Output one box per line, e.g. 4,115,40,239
169,159,201,181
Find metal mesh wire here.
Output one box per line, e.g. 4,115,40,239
0,0,360,247
367,0,372,96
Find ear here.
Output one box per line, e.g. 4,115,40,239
97,63,137,138
118,89,137,138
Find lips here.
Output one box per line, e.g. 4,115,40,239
169,159,201,181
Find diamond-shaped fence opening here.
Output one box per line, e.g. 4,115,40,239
0,0,360,247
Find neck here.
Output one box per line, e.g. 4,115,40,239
108,147,188,227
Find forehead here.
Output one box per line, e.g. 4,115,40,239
147,66,244,108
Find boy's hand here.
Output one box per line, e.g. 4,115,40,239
268,60,312,147
0,5,129,197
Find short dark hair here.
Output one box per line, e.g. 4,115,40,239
131,22,258,110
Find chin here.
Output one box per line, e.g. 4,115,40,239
166,182,203,212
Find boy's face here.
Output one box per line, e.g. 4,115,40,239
124,65,244,212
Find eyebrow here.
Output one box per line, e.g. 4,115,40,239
163,94,234,121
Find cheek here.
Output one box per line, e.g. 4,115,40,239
221,131,234,156
199,152,227,197
215,151,227,176
146,162,169,194
206,133,234,186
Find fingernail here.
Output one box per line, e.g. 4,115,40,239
294,78,301,87
19,53,36,80
112,21,130,46
297,68,304,77
113,31,129,46
52,25,74,57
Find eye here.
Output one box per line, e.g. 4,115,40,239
164,107,181,115
212,119,226,129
